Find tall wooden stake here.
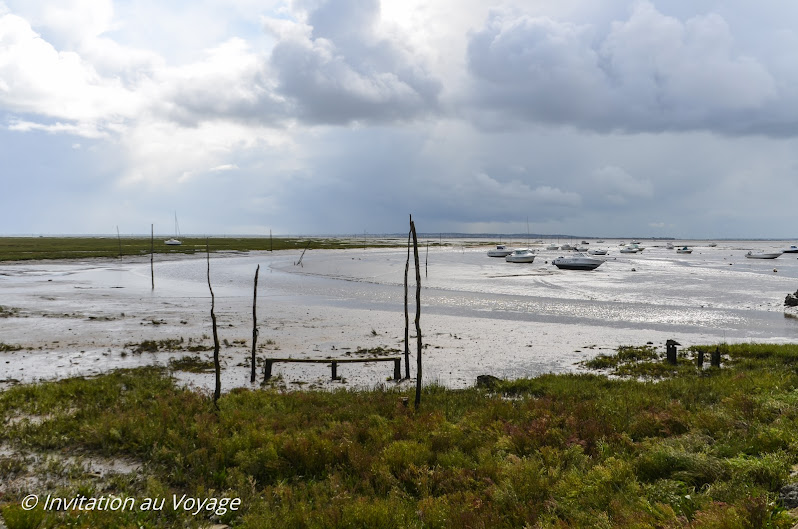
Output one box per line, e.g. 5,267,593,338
404,226,411,379
411,216,422,410
425,241,429,278
207,239,221,407
270,229,273,252
116,226,122,257
251,265,260,383
150,224,154,290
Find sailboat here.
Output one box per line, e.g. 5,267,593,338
164,213,182,246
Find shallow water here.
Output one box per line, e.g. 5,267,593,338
2,239,798,389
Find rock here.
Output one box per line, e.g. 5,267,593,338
785,290,798,307
785,306,798,320
780,483,798,509
476,375,502,389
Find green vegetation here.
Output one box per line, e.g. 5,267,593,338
2,343,798,527
0,236,408,262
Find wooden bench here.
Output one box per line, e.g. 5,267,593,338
263,357,402,381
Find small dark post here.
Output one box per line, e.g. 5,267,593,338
331,361,339,380
697,349,705,368
250,265,260,383
150,224,154,290
426,241,429,278
393,358,401,381
666,339,680,365
263,359,273,381
270,229,272,252
116,226,122,257
711,347,721,368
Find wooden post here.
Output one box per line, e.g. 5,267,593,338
404,227,411,379
411,216,422,410
116,226,122,257
150,224,154,290
666,339,680,365
251,265,260,383
697,350,705,368
331,361,339,380
393,358,401,381
426,241,429,278
263,359,273,381
207,239,221,407
270,229,272,252
711,347,721,368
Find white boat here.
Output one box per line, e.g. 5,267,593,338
676,246,692,254
746,251,782,259
560,244,575,251
784,245,798,254
553,252,604,270
596,240,605,243
505,249,535,263
164,212,182,246
487,245,513,257
666,242,675,250
708,243,717,247
546,243,559,250
619,247,639,254
576,246,589,252
588,249,608,255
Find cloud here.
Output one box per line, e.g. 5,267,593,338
465,1,791,135
592,165,653,205
264,0,442,124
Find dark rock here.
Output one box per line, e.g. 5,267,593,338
785,290,798,307
780,483,798,508
476,375,502,389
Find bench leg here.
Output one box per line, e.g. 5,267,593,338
263,360,273,381
393,359,401,381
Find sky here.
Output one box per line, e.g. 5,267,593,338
1,0,798,239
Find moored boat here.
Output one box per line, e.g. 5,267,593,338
784,245,798,254
746,251,782,259
676,246,692,254
505,249,536,263
487,245,514,257
553,252,604,270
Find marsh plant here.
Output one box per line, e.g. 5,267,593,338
1,344,798,527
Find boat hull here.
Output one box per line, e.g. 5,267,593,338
746,252,781,259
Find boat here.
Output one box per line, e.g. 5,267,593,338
164,212,182,246
487,245,514,257
676,246,692,254
575,245,589,252
553,252,604,270
784,245,798,253
588,249,608,255
546,243,559,250
619,246,639,253
746,251,782,259
666,242,675,250
708,243,717,247
560,244,575,251
505,249,535,263
596,240,605,243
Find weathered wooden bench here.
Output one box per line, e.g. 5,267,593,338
263,357,402,381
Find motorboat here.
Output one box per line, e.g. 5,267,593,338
708,243,717,247
588,249,608,255
505,249,535,263
676,246,692,254
553,252,604,270
575,245,589,252
784,245,798,253
560,244,575,251
619,246,639,254
746,251,782,259
666,242,675,249
546,243,559,250
487,245,514,257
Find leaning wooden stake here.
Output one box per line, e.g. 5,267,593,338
116,226,122,258
411,216,422,410
404,226,411,379
150,224,154,290
251,264,260,383
207,240,221,407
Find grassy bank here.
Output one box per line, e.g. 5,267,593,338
0,236,409,262
2,343,798,528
